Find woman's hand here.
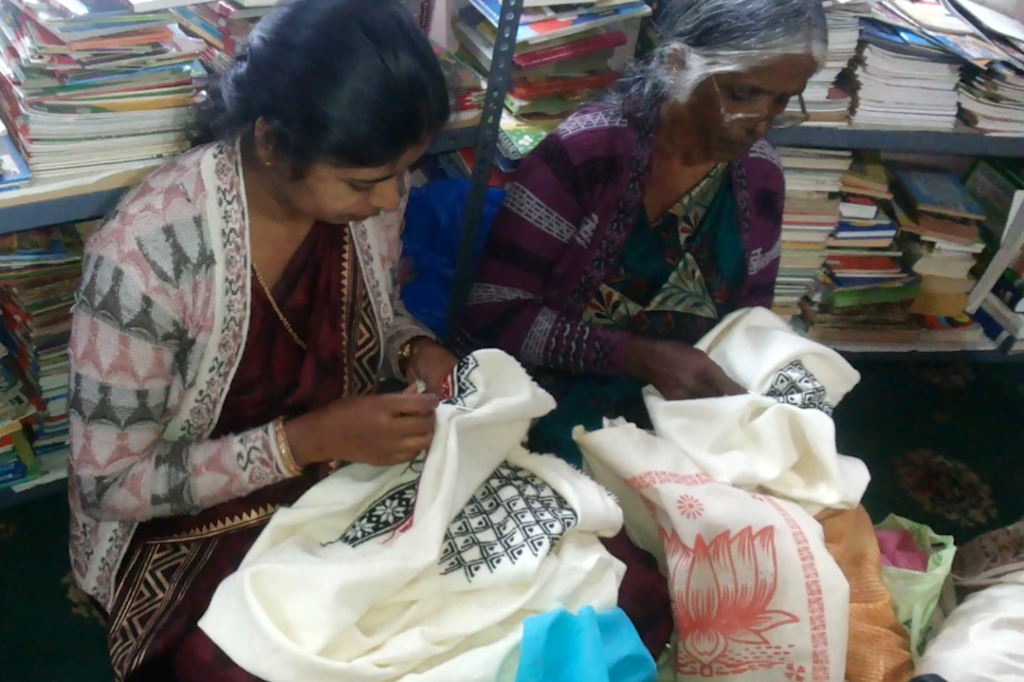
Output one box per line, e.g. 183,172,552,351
405,337,459,395
625,336,746,401
284,392,439,468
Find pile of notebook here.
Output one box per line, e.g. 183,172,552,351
169,1,273,76
0,0,208,180
452,0,651,179
0,222,89,465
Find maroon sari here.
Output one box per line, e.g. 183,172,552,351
105,222,381,682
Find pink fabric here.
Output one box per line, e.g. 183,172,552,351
876,529,928,572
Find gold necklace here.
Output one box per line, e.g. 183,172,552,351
251,262,308,351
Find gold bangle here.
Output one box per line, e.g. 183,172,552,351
273,418,302,477
398,335,429,376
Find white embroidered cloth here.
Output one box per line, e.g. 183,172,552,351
199,350,624,682
575,307,863,682
646,307,870,511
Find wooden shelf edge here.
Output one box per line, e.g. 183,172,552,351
0,128,479,234
838,349,1024,363
768,126,1024,157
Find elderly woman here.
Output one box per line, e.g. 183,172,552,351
67,1,458,680
461,0,825,466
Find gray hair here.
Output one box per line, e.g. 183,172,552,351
612,0,828,108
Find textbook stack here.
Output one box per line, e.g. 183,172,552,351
0,0,208,180
0,223,89,463
773,147,852,320
452,0,651,174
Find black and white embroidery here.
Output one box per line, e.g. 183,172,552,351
332,479,418,547
442,353,480,408
439,464,578,581
765,360,834,416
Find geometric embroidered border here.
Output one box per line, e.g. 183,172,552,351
439,464,578,582
764,360,834,416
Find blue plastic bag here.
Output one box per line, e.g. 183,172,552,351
400,179,505,337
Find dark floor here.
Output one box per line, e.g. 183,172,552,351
1,359,1020,682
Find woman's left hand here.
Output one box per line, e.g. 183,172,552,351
405,337,459,395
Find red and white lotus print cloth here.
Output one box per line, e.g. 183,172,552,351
576,308,861,682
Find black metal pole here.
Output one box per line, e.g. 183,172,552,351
445,0,524,342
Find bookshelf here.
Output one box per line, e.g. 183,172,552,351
0,126,480,235
7,126,1024,237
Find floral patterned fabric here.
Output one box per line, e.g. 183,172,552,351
584,163,729,331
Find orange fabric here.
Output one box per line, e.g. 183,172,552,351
818,505,915,682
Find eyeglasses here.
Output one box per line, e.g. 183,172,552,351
711,76,809,130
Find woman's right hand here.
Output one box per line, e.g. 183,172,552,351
625,336,746,401
284,391,439,468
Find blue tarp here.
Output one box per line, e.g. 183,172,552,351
400,179,505,337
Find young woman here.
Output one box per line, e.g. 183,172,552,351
461,0,826,467
67,1,458,679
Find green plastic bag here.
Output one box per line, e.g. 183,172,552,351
875,515,956,661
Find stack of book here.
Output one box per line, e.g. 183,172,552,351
827,151,901,271
842,19,962,130
452,0,650,174
796,2,861,126
0,344,37,489
0,0,208,180
773,147,852,319
797,160,989,350
0,223,88,462
433,42,486,135
169,2,273,76
894,164,986,319
959,68,1024,134
835,0,1024,134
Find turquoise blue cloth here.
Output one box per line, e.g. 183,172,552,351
515,606,657,682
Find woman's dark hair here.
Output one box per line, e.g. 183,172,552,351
190,0,450,172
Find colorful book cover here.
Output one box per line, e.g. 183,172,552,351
465,1,650,45
895,166,988,221
0,123,29,191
